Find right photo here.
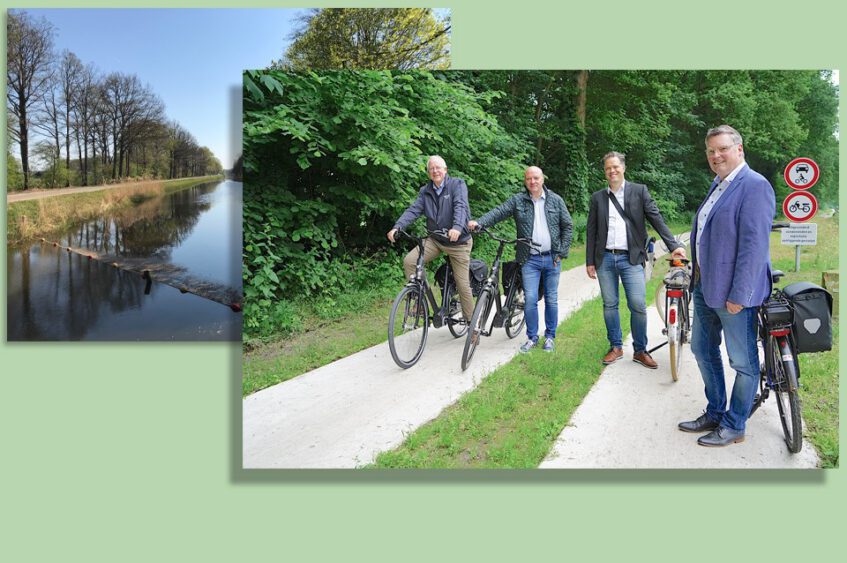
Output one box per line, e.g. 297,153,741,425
242,69,839,469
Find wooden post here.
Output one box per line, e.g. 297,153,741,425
822,270,839,319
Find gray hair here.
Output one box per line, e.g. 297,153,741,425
705,125,743,146
602,151,626,167
427,155,447,170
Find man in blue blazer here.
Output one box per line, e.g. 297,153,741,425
678,125,775,447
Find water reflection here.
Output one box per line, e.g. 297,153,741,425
7,180,242,341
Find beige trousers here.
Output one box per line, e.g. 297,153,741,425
403,237,474,320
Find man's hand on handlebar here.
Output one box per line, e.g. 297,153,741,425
387,228,398,243
448,228,461,242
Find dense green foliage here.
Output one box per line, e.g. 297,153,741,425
243,70,839,339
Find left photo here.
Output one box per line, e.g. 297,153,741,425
5,8,298,341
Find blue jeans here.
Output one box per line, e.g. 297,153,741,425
522,254,561,341
596,251,648,352
690,284,760,432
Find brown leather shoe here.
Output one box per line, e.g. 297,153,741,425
633,351,658,369
602,347,623,364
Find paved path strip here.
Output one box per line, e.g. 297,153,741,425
242,236,687,469
540,305,820,468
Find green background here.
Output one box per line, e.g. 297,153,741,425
2,0,844,560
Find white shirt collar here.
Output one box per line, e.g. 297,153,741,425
607,179,626,194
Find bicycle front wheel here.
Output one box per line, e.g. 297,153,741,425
388,285,429,369
667,297,683,382
772,335,802,453
462,288,491,371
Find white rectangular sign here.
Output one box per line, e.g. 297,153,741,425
781,222,818,245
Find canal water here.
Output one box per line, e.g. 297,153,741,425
6,180,242,341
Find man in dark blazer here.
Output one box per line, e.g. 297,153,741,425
586,152,685,368
678,125,775,447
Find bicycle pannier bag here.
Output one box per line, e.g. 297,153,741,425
469,259,489,297
436,259,489,297
501,261,522,298
782,281,833,353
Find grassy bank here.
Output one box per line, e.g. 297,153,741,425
6,176,221,245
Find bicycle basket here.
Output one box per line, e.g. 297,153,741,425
501,261,522,297
663,267,691,289
762,295,793,329
783,282,833,353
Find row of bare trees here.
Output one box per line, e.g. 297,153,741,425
7,11,222,191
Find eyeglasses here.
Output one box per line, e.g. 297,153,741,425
705,144,738,157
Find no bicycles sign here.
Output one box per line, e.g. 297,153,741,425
784,157,819,190
783,191,818,222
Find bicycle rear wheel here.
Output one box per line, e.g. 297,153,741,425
388,285,429,369
504,287,526,339
462,288,491,371
655,284,667,323
446,285,468,338
667,297,683,382
772,335,802,453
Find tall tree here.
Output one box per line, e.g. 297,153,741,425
59,50,83,185
276,8,450,70
6,11,55,190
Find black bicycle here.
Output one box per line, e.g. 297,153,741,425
749,223,803,453
461,227,538,371
388,229,468,369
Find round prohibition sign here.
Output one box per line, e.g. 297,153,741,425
784,157,819,190
783,191,818,222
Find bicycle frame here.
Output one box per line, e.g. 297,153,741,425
399,229,462,330
473,229,535,335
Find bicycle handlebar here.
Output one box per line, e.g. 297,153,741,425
772,222,791,231
393,228,451,244
472,225,541,249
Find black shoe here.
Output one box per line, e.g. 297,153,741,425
678,413,719,433
697,426,745,447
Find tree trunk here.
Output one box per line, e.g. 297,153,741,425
576,70,589,129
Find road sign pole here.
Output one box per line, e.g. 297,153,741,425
795,244,801,272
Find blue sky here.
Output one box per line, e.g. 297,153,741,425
27,8,307,169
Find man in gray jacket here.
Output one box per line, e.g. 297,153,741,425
388,155,474,321
469,166,573,352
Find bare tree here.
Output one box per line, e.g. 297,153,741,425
59,50,83,185
7,11,55,189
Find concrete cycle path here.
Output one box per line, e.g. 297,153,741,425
540,305,820,469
